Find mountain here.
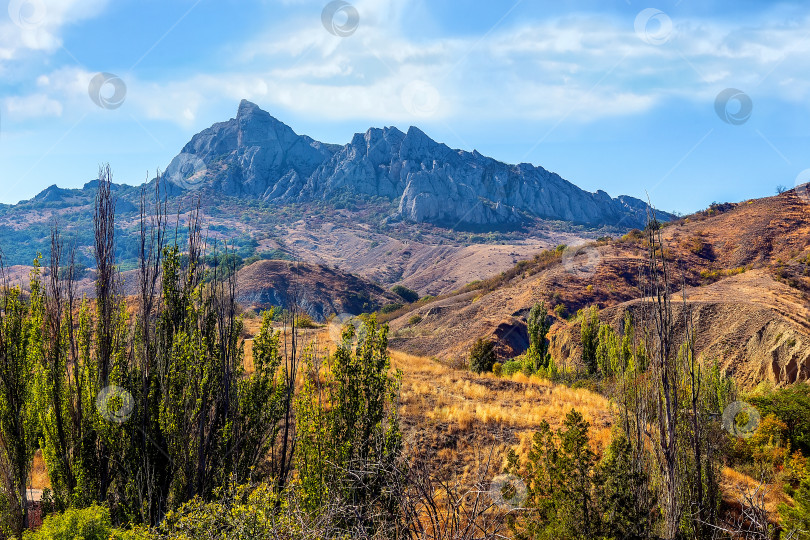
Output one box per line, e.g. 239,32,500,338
385,189,810,387
0,99,675,296
162,100,671,228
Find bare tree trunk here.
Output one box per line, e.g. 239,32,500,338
45,225,77,497
136,174,168,524
642,212,681,539
277,256,303,491
93,164,120,502
682,289,708,538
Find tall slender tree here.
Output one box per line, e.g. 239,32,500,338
526,302,551,371
0,257,40,534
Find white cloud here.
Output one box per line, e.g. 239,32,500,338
0,0,108,59
8,4,810,128
200,8,810,125
5,93,63,118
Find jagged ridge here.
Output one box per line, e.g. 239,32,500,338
162,100,670,228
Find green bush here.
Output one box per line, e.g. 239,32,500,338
407,314,422,325
0,492,19,539
469,337,497,374
749,382,810,454
502,359,524,376
380,303,404,314
23,505,112,540
780,470,810,538
492,362,503,377
297,314,319,329
391,285,419,303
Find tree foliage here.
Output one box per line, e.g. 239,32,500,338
526,302,550,372
506,409,654,539
296,317,402,535
469,337,497,374
0,171,298,531
0,263,40,534
749,382,810,455
391,285,419,304
580,306,599,374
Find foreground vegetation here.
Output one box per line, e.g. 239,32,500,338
1,172,809,538
470,219,810,539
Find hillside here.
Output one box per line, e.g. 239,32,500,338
387,189,810,386
235,259,400,320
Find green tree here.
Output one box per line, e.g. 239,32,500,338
391,285,419,303
0,264,41,534
296,317,402,535
507,409,600,539
234,310,291,487
580,306,599,374
469,337,497,374
34,229,102,510
526,302,551,371
598,432,656,538
557,410,597,537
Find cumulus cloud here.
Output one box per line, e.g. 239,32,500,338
139,7,810,125
1,0,108,58
6,3,810,127
5,93,63,118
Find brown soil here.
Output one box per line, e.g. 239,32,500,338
387,191,810,387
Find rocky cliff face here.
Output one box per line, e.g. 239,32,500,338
163,100,669,228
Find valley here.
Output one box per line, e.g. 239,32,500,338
2,105,809,540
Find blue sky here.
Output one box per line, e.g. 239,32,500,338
1,0,808,213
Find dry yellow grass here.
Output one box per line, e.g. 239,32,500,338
720,466,793,519
30,449,50,490
391,350,612,456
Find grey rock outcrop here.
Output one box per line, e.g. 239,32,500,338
163,100,670,228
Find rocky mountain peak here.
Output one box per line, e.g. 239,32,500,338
236,99,300,149
237,99,260,118
163,100,671,228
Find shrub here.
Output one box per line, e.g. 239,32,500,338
23,505,113,540
749,383,810,454
461,246,565,294
0,492,18,539
469,337,497,374
391,285,419,303
780,471,810,537
297,314,319,328
380,303,404,314
699,266,746,281
502,359,524,376
492,362,503,377
621,229,644,243
407,314,422,326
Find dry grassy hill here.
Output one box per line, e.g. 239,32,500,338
386,189,810,387
236,259,401,320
